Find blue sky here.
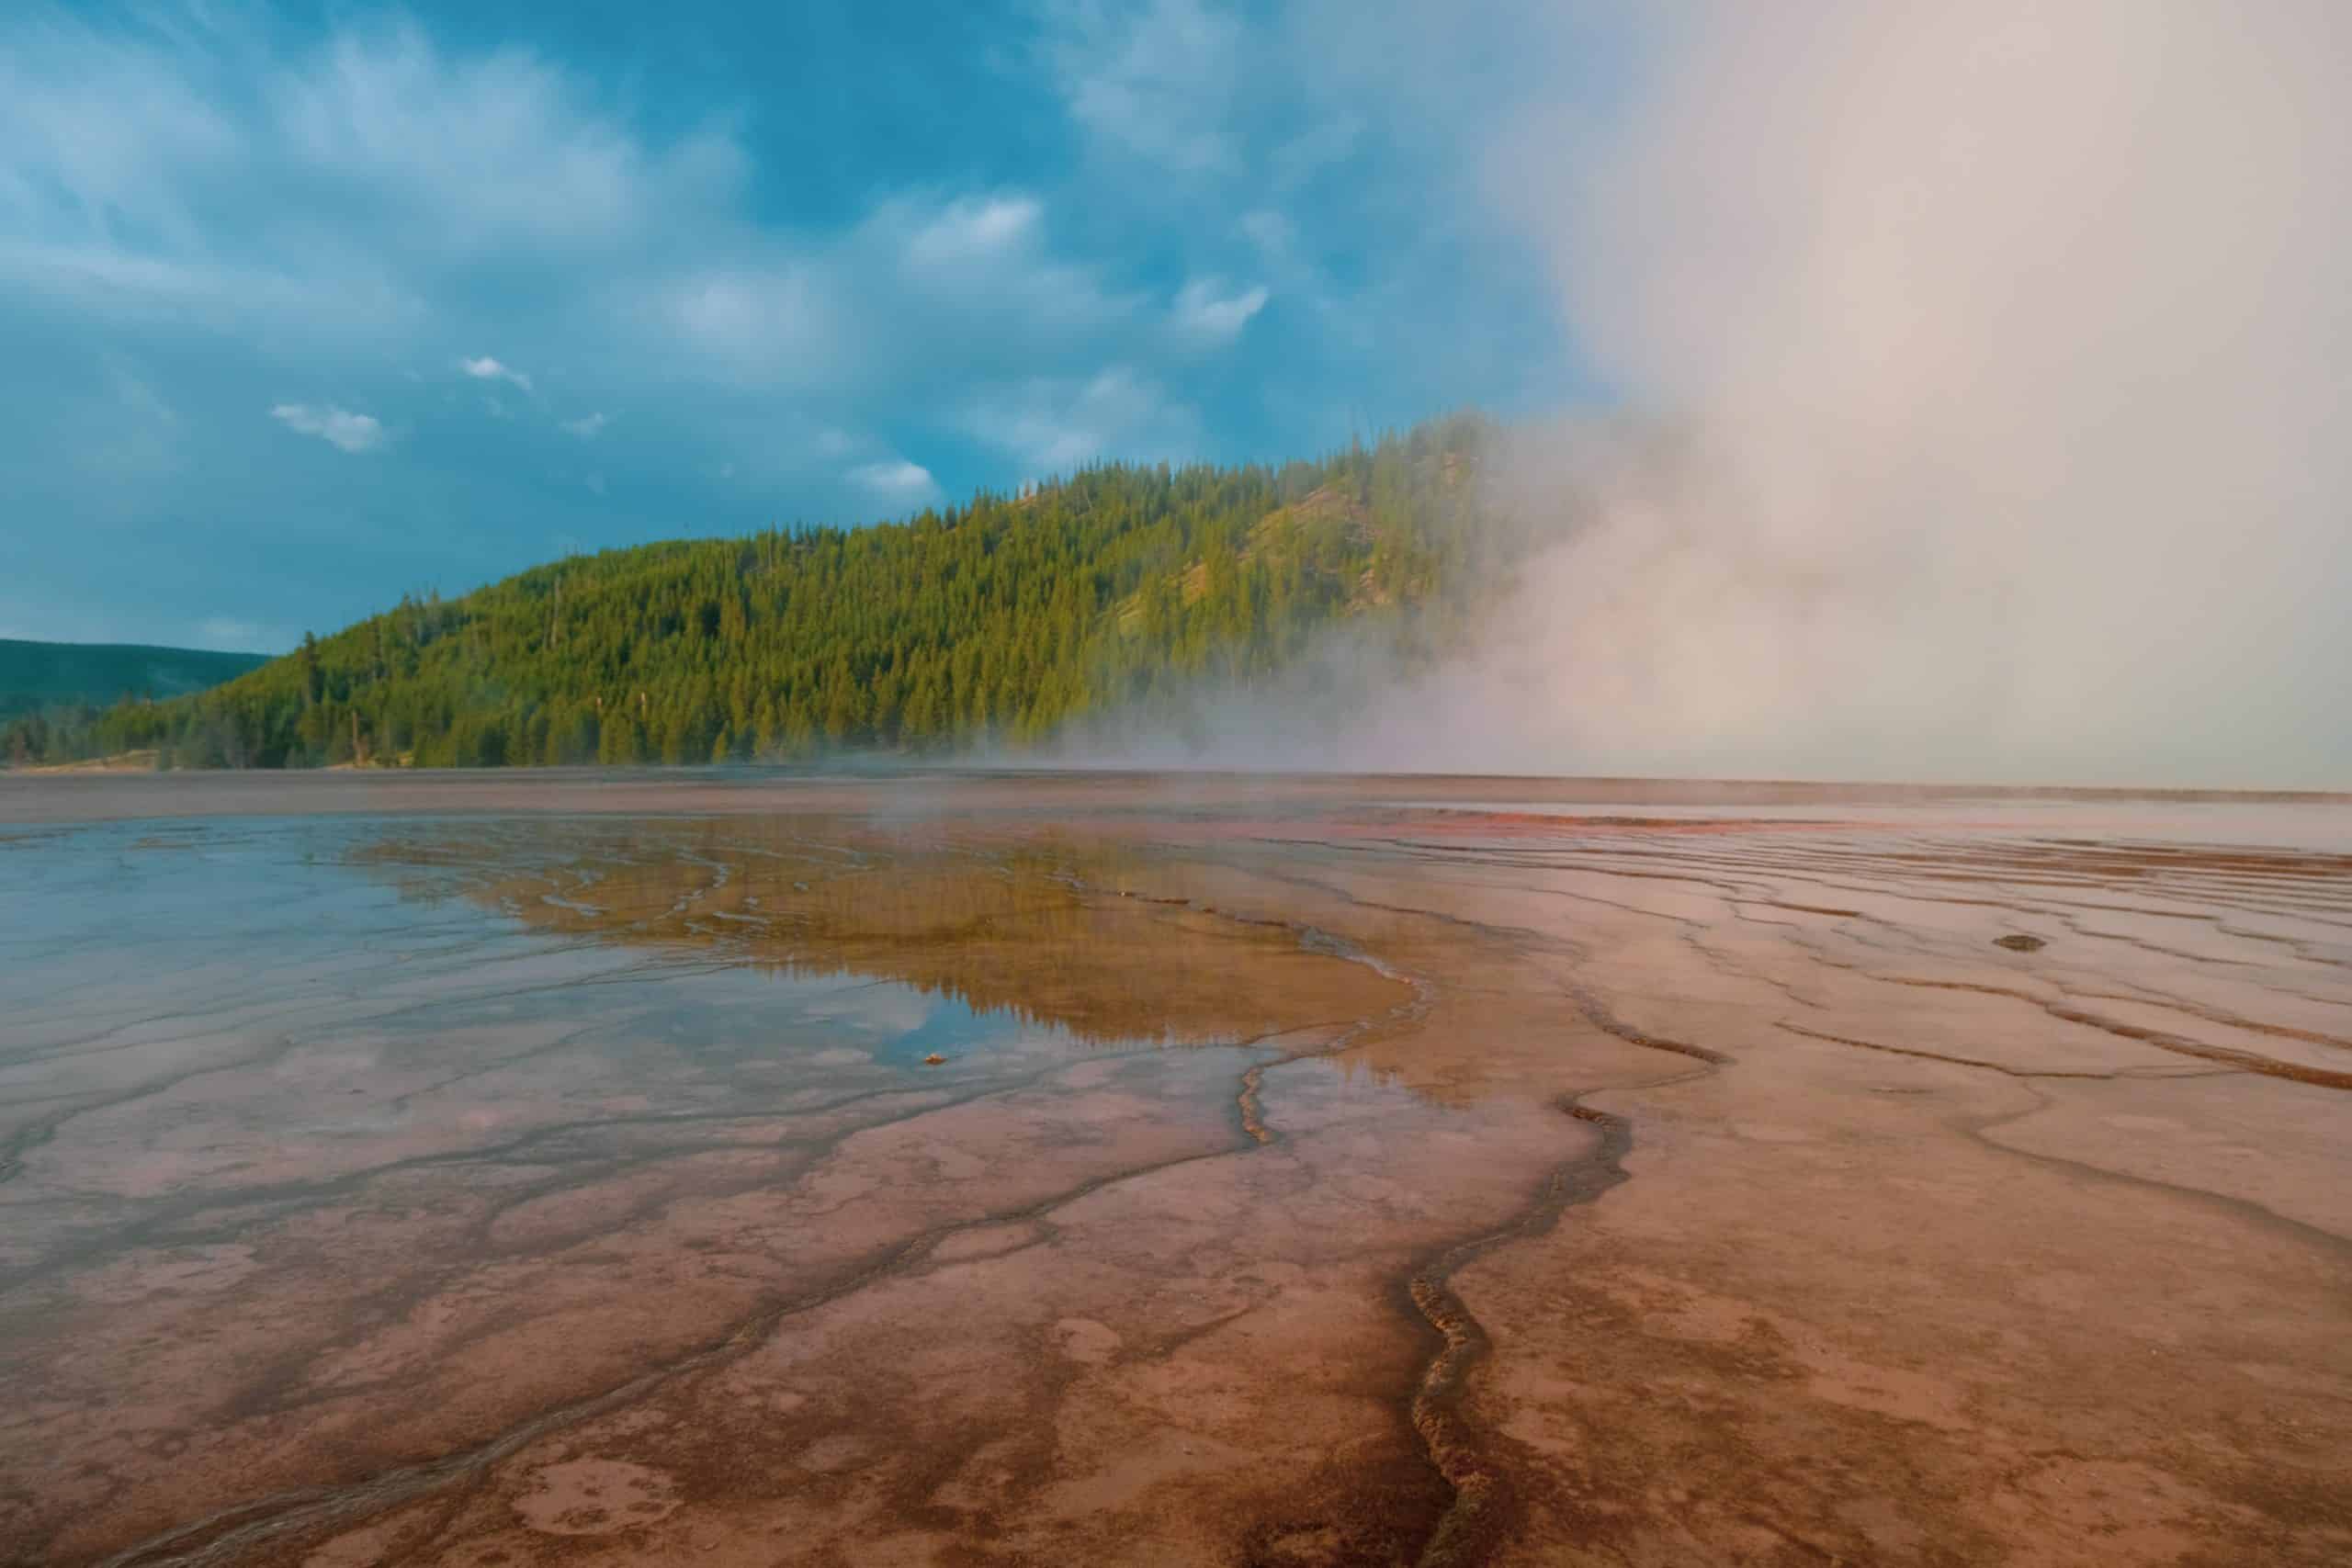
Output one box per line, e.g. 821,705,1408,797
1,0,1625,653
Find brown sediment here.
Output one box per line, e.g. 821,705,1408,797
1774,1020,2190,1081
1403,1098,1640,1568
1393,992,1733,1566
1561,984,1736,1066
1849,974,2352,1089
1236,1063,1272,1144
1,773,2347,1568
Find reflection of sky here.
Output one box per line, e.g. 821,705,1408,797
4,821,1178,1229
777,971,1085,1066
668,968,1072,1081
753,969,1070,1067
797,976,935,1036
0,824,1071,1086
866,994,1028,1068
598,968,1065,1074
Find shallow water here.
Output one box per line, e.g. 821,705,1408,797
1,773,2347,1567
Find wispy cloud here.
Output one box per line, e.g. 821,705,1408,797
269,402,386,453
660,188,1134,388
1239,209,1295,258
266,20,745,252
905,194,1042,267
1038,0,1246,175
1171,277,1269,344
846,457,943,507
107,361,178,427
964,367,1198,472
662,263,837,378
460,355,532,392
1,1,1569,654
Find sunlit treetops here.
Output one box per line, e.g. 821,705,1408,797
7,414,1502,769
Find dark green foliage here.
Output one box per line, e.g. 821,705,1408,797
8,416,1503,770
0,639,272,767
0,638,269,718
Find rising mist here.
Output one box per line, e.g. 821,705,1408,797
1087,1,2352,787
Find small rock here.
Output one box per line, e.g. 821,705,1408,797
1993,934,2046,953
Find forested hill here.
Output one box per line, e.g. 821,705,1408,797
0,639,269,724
6,416,1510,769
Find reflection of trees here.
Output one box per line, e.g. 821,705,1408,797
356,819,1405,1049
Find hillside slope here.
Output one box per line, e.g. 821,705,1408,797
7,417,1503,769
0,639,269,722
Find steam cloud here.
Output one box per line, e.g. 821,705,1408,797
1109,2,2352,787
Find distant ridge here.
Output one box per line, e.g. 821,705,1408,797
0,638,271,722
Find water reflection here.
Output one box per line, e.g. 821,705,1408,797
352,815,1408,1051
1,811,1429,1565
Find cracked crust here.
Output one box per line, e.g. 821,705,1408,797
0,775,2346,1567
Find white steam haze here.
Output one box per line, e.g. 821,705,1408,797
1097,1,2352,787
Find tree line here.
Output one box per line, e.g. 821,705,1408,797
6,416,1509,770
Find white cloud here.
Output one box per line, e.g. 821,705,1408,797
663,263,837,378
1039,0,1246,175
1232,208,1351,333
1268,114,1363,191
269,401,386,453
847,458,944,508
905,195,1043,268
1,9,1197,496
1239,209,1297,259
1171,277,1269,344
0,11,246,253
659,189,1134,386
0,236,422,335
965,367,1199,472
265,21,745,252
6,2,1480,649
875,190,1131,332
0,15,689,327
461,355,532,391
107,362,178,426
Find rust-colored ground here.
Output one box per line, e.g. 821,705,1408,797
0,771,2346,1567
